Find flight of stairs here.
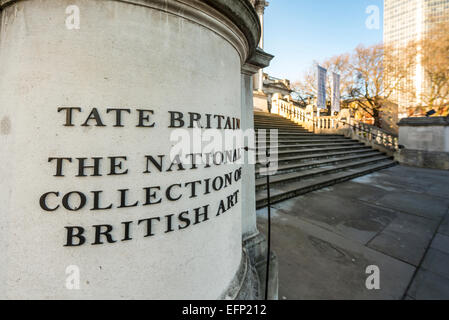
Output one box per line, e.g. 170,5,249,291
254,112,397,209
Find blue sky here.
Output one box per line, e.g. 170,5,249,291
264,0,384,82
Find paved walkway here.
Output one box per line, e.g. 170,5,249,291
257,165,449,300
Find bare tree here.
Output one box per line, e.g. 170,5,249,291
324,53,353,99
348,44,414,127
417,21,449,109
292,53,352,102
292,65,318,100
295,43,416,127
290,91,309,107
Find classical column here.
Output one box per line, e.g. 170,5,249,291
254,0,269,92
0,0,265,299
241,48,278,300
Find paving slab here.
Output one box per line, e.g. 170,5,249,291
257,207,415,300
368,213,439,266
421,248,449,279
314,181,392,203
353,166,449,200
271,193,396,245
439,215,449,237
257,165,449,299
430,233,449,255
407,269,449,300
373,191,448,221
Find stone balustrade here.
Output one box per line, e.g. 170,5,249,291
271,97,399,155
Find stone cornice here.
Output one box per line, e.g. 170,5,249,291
398,116,449,127
1,0,262,64
253,0,269,15
242,47,274,75
248,47,274,68
202,0,261,61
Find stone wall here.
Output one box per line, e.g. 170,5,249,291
397,117,449,170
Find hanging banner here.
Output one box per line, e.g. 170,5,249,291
316,65,327,109
331,72,341,114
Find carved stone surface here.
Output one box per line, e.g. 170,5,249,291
398,116,449,127
397,116,449,170
0,0,272,299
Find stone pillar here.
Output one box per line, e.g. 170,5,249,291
241,49,278,300
254,0,269,92
0,0,266,299
241,70,259,241
397,117,449,170
267,93,273,113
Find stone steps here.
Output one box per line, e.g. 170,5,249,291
255,153,391,177
255,124,308,128
255,119,301,123
253,112,397,208
255,123,308,129
256,157,392,189
255,145,373,158
257,132,340,137
256,148,376,164
256,139,355,144
256,129,311,133
255,160,396,208
254,123,307,128
257,142,365,152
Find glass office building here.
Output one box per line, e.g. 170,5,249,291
384,0,449,117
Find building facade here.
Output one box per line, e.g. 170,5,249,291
384,0,449,118
249,0,294,113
